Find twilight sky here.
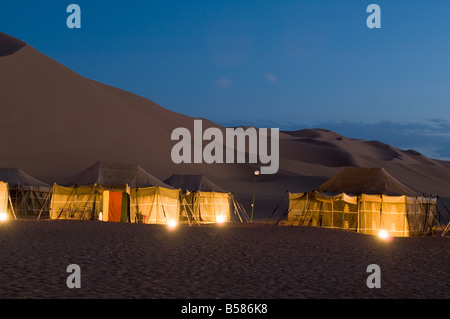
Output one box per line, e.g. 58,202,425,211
1,1,450,160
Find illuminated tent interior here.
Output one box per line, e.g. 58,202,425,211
285,167,437,237
0,181,16,220
49,161,180,224
164,174,248,223
0,168,51,218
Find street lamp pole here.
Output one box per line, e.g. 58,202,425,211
251,170,260,223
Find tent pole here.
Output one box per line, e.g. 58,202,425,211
357,195,360,233
12,187,18,217
8,193,17,220
189,193,200,225
241,200,251,222
233,198,250,223
181,191,198,225
421,195,429,236
135,187,139,223
228,193,234,223
157,188,173,225
266,190,288,224
185,194,192,225
239,199,250,223
20,186,24,217
231,197,241,223
240,200,251,222
232,196,243,223
442,224,450,236
126,190,131,223
80,184,97,220
440,192,450,236
413,197,417,237
438,197,450,232
414,196,424,237
299,193,311,226
13,187,18,216
57,185,76,220
427,196,444,233
331,199,334,230
379,194,383,234
429,195,437,235
436,195,442,224
278,192,304,226
318,199,323,227
304,193,314,226
274,193,305,226
36,186,53,221
161,202,168,224
442,220,450,237
403,196,407,237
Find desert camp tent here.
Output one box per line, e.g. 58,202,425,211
0,168,51,218
164,174,243,223
50,161,180,224
0,181,16,220
0,182,8,214
286,167,437,237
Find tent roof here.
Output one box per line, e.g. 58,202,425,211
60,161,173,188
0,168,50,187
164,175,229,193
316,167,418,196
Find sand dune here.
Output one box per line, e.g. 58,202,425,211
1,32,450,221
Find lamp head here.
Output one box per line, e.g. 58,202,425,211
0,212,8,222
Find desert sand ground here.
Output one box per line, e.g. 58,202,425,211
0,219,448,299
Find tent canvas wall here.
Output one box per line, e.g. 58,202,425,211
287,168,437,237
164,175,233,223
50,184,102,220
130,187,180,224
50,161,180,224
0,181,11,219
186,191,232,223
288,192,359,231
0,168,51,218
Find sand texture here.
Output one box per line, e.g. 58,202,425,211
0,220,448,299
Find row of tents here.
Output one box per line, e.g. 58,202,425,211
0,162,249,225
1,163,449,237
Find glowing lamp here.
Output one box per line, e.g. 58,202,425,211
216,215,225,224
98,212,103,221
0,212,8,222
254,170,260,176
167,220,178,229
378,230,389,239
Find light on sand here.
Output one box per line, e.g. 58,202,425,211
216,215,225,224
0,212,8,222
378,230,389,240
167,220,178,229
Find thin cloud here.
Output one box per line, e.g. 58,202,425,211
265,73,278,83
214,78,233,89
